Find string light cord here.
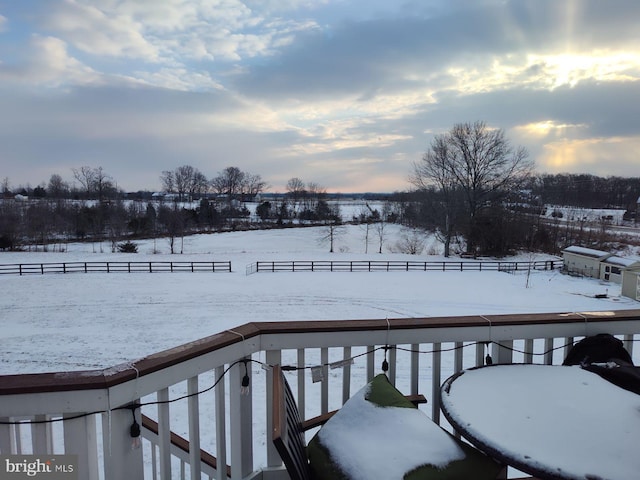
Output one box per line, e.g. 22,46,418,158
4,337,639,426
0,358,258,426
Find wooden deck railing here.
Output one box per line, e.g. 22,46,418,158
1,309,639,480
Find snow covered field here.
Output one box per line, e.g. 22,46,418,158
1,224,636,376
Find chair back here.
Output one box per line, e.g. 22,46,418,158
272,365,313,480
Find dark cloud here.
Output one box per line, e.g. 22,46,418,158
232,0,640,102
1,0,639,191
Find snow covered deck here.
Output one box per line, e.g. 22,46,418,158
2,309,640,480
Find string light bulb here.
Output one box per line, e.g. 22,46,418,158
241,360,250,395
128,405,141,449
484,342,493,365
382,346,389,373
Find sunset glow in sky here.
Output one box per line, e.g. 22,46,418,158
0,0,638,193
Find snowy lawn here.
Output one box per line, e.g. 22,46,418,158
0,224,634,375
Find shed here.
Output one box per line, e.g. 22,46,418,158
600,256,640,284
622,270,640,301
562,246,613,279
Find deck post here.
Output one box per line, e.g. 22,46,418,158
230,359,253,480
102,408,144,480
266,350,282,468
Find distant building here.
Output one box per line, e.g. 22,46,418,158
562,246,612,279
600,255,640,284
622,269,640,301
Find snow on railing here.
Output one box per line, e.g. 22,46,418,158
1,310,639,480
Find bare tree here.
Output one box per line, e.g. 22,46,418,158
411,135,460,257
319,222,345,253
242,173,268,199
160,170,175,194
1,177,11,196
72,166,114,200
413,121,533,254
286,177,305,212
47,174,69,199
93,167,115,201
161,165,208,201
72,166,96,198
211,166,245,199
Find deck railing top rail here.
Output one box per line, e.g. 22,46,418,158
2,309,638,396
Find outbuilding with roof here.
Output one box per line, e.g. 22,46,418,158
562,246,613,279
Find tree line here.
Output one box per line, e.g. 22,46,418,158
2,122,639,256
0,164,352,252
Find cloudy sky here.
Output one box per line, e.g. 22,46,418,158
0,0,638,193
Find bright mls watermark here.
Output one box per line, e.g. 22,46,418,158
0,456,77,480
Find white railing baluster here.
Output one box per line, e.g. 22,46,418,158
0,418,13,454
151,443,158,480
564,337,574,361
494,340,514,364
544,338,554,364
14,423,22,454
187,376,201,480
388,345,397,385
63,414,99,480
215,365,227,480
476,342,485,367
431,343,442,424
342,347,352,404
157,388,172,480
410,344,419,396
320,348,329,414
230,360,253,480
367,345,375,381
454,342,463,373
31,415,52,454
296,349,306,420
525,339,534,363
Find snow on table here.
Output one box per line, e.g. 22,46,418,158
441,364,640,480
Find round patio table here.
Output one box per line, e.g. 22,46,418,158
440,364,640,480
